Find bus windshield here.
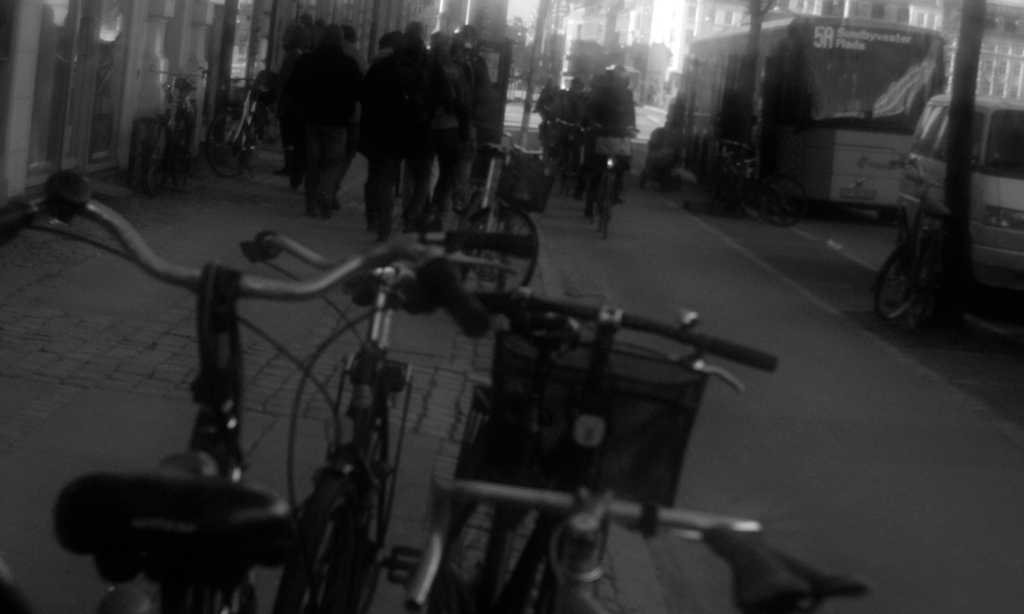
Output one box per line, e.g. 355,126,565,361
800,24,943,131
985,110,1024,176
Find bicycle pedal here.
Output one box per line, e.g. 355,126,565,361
383,545,422,584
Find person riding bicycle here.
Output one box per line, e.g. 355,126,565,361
535,79,559,153
548,77,586,162
582,66,636,217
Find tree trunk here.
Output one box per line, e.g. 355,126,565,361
934,0,985,326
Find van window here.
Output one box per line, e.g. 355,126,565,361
984,110,1024,175
911,105,946,156
931,110,984,162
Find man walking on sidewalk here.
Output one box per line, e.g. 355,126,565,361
284,24,362,219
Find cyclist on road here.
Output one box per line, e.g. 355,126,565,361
582,66,636,217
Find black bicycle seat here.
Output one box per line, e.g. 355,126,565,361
54,472,293,583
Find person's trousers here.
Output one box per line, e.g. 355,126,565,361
366,154,402,239
428,128,468,225
304,125,347,213
279,115,305,186
332,123,360,204
402,155,433,231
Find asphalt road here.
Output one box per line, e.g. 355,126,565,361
535,175,1024,613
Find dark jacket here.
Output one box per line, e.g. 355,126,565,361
585,82,636,138
359,50,430,159
284,42,362,127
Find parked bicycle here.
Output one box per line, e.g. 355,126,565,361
0,172,498,614
407,480,867,614
239,230,530,614
382,289,780,614
708,140,808,227
206,77,274,178
454,136,544,292
873,190,950,329
133,69,206,197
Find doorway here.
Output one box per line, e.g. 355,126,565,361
26,0,130,181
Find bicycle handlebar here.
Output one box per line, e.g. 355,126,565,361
405,479,761,610
2,174,487,334
476,291,778,372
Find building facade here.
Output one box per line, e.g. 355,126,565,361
0,0,435,204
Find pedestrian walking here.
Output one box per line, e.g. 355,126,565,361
274,24,311,191
399,21,433,234
360,31,429,241
325,24,369,211
283,24,362,219
424,31,474,231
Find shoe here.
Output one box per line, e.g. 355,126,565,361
572,191,584,201
305,205,318,218
331,197,341,210
290,176,303,191
375,231,391,243
273,168,290,176
320,206,333,220
612,195,623,205
583,205,594,219
366,219,378,232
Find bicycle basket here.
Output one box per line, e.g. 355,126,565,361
459,331,707,505
496,151,556,213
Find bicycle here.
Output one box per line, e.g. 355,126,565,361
546,119,583,197
138,69,205,197
873,191,950,329
0,172,496,614
206,77,274,178
407,480,867,614
387,289,779,614
585,126,636,240
709,141,808,228
238,230,531,614
453,136,543,292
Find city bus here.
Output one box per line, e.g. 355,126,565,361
682,15,945,212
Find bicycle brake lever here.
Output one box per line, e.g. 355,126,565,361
691,359,744,393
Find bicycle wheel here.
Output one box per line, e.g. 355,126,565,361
206,111,246,177
463,205,539,291
596,171,611,239
738,179,763,221
272,471,358,614
905,236,942,329
761,175,808,227
143,123,170,198
171,114,194,187
708,166,737,215
873,242,914,322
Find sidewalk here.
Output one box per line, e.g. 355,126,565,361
0,148,664,614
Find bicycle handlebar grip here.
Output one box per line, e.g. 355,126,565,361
417,258,491,338
0,200,37,245
697,335,778,372
445,232,538,259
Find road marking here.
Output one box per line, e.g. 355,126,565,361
790,226,877,271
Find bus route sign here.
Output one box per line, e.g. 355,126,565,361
813,26,914,51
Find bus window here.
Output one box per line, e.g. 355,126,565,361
985,110,1024,174
910,104,945,155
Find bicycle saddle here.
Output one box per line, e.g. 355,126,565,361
54,472,293,583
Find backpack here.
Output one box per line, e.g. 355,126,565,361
396,58,430,133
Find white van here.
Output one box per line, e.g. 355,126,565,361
901,94,1024,292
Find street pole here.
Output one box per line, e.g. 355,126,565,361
215,0,241,117
519,0,553,147
935,0,986,326
266,0,282,70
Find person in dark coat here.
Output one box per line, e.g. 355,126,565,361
284,24,362,219
274,25,311,191
360,31,430,241
398,22,434,234
582,66,636,216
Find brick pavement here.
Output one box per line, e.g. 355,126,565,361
0,146,666,614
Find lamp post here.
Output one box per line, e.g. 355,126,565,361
518,0,554,147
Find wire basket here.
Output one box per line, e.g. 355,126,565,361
457,331,707,505
496,151,556,213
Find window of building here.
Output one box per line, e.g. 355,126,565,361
1014,62,1022,77
871,3,885,18
933,14,942,29
688,6,697,20
723,10,733,24
913,12,923,26
996,83,1007,97
897,7,909,22
997,60,1009,75
858,2,872,17
883,5,897,20
1012,86,1021,99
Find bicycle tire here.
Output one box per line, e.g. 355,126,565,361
272,472,359,614
873,241,914,322
761,175,808,227
595,170,610,239
738,178,763,221
709,166,736,216
143,123,170,198
172,112,194,187
206,111,246,177
905,236,942,330
463,205,539,291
